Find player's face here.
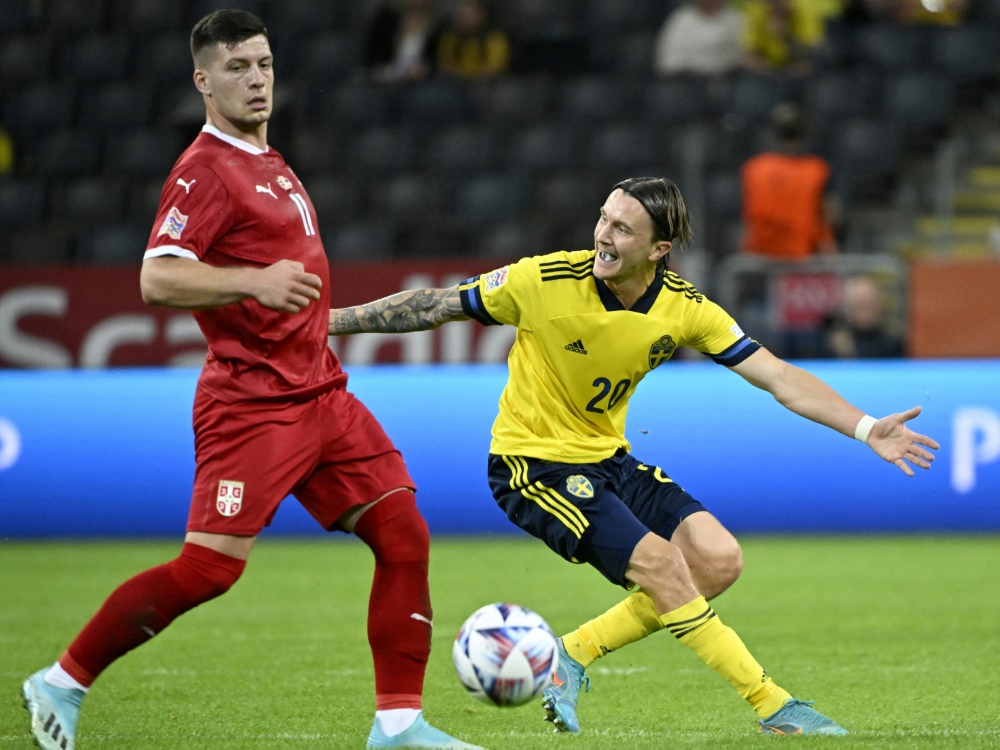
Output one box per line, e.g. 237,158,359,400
195,35,273,131
593,189,668,285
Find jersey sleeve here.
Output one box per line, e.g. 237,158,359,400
682,296,761,366
458,256,537,329
145,163,233,261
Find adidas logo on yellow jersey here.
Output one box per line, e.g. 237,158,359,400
564,339,588,355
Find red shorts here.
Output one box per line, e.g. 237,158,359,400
188,387,415,536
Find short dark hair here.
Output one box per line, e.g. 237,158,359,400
191,9,269,62
613,177,693,272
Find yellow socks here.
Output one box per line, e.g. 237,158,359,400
661,596,791,719
561,589,664,668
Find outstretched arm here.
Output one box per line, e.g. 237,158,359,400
329,286,468,335
731,347,939,476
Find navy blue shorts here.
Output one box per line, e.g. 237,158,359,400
487,451,706,588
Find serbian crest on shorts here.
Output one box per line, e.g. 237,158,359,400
216,480,244,517
565,475,594,499
648,335,677,369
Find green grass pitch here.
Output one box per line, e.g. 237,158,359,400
2,535,997,748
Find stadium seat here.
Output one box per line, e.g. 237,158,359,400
558,76,638,123
931,25,1000,83
803,71,881,126
74,223,151,265
134,32,196,86
126,178,169,223
103,128,185,177
0,0,32,35
0,179,46,228
325,220,396,261
302,175,365,226
111,0,185,34
0,34,53,87
643,76,713,124
59,35,133,83
476,77,553,124
58,176,128,224
346,126,417,175
853,24,928,71
587,123,667,175
506,123,579,172
721,74,797,122
46,0,109,35
832,118,902,178
281,125,343,178
422,125,501,173
2,84,77,138
79,83,154,132
1,224,74,265
30,130,102,177
451,172,526,224
704,171,743,225
297,31,365,85
581,0,664,32
374,173,446,219
186,0,265,28
883,74,956,131
314,82,392,127
479,219,552,259
398,80,475,125
532,170,610,223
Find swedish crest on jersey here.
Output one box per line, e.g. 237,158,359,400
648,335,677,369
565,475,594,499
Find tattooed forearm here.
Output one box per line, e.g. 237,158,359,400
329,288,467,335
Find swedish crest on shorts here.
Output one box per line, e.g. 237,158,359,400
216,480,244,517
648,335,676,369
565,475,594,499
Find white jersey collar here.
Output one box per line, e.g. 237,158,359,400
202,124,269,155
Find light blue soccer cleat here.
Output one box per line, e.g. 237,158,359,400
541,638,591,733
22,668,85,750
759,698,848,735
366,712,485,749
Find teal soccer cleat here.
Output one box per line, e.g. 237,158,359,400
366,712,485,749
541,638,591,733
759,699,848,735
22,669,85,750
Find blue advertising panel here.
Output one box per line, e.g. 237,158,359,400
1,361,998,537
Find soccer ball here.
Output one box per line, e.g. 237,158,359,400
452,602,559,707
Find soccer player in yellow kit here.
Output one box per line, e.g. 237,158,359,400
328,177,939,735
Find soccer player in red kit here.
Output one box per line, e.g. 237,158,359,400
21,10,482,750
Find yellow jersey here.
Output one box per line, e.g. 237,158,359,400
459,250,759,463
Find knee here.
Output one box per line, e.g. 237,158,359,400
353,490,429,563
170,543,246,601
701,536,743,597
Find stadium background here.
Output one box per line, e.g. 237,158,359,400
1,0,1000,536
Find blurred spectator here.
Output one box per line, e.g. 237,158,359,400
653,0,745,78
0,126,13,175
741,102,840,260
876,0,968,24
821,276,904,358
436,0,510,79
363,0,445,83
741,0,829,74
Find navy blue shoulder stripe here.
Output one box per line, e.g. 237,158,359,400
709,336,760,367
459,284,501,326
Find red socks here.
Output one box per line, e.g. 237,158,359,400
353,491,432,710
60,543,245,686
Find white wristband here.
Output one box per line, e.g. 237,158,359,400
854,415,878,443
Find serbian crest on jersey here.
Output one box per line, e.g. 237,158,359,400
648,335,677,369
483,266,509,291
216,480,245,517
565,475,594,499
276,175,293,191
157,206,188,240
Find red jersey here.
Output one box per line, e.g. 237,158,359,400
145,125,346,402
